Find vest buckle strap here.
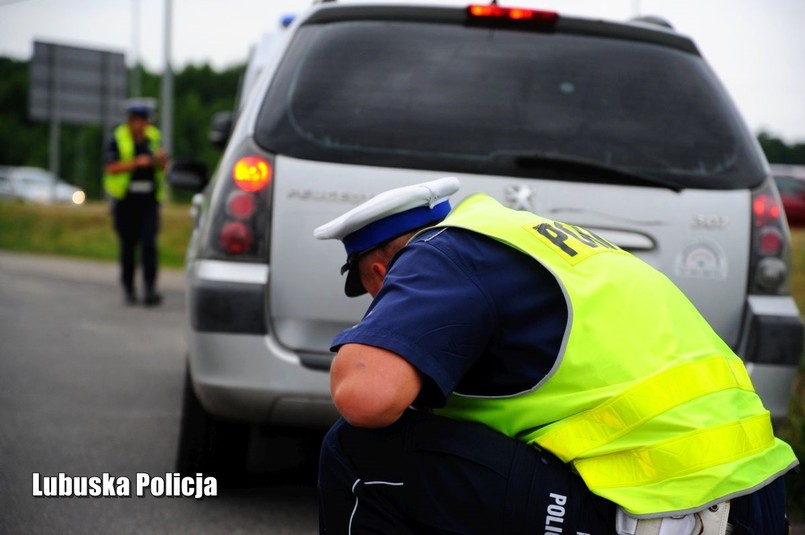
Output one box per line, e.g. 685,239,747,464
128,181,154,193
699,501,731,535
616,502,731,535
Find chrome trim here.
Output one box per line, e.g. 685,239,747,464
194,259,268,284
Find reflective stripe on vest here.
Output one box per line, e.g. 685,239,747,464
431,194,798,517
103,124,164,201
537,356,755,462
577,412,774,489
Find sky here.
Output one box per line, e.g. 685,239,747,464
1,0,804,143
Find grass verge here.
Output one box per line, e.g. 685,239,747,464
0,200,193,268
778,228,805,519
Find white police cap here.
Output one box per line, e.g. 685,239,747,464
125,97,157,118
314,176,460,297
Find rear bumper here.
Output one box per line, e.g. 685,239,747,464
737,295,804,424
187,330,338,428
185,259,338,428
744,363,801,427
739,295,804,366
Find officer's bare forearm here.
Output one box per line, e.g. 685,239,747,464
330,343,422,428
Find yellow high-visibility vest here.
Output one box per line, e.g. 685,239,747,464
103,124,165,201
433,194,797,517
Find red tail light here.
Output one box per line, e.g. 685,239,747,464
219,221,253,254
233,156,272,192
202,144,274,260
749,181,791,294
752,194,781,227
467,4,559,24
226,191,257,220
757,228,783,256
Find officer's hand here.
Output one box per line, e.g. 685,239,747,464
154,149,169,170
134,154,154,168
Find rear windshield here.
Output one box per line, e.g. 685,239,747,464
255,19,765,190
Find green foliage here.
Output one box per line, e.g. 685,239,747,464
0,57,244,200
0,58,49,168
758,131,805,164
779,377,804,519
777,228,805,519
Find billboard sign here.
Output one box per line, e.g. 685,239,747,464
29,41,127,126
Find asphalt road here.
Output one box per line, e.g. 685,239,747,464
0,251,318,535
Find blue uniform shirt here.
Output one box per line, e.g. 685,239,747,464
331,227,568,408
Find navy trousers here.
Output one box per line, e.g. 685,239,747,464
318,410,791,535
113,196,160,293
318,410,616,534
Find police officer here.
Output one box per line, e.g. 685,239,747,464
104,99,168,306
313,177,797,534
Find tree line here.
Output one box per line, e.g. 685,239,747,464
1,56,804,202
757,132,805,166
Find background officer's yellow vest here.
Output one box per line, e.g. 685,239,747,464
103,124,165,201
433,194,797,517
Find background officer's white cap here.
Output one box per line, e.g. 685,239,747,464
314,176,460,297
125,97,157,119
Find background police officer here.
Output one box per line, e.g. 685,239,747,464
103,99,168,306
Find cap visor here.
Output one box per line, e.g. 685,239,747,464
344,266,367,298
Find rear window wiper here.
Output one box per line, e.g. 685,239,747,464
507,151,684,192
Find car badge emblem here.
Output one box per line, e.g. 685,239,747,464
504,184,536,211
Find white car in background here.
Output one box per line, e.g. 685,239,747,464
0,166,86,206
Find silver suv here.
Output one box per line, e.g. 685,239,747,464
169,1,803,480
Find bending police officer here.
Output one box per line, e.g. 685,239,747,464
313,177,797,535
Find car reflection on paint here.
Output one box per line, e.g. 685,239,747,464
0,166,86,206
771,164,805,228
